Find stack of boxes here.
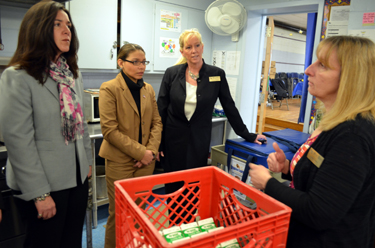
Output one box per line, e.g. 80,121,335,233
159,217,240,247
262,60,276,79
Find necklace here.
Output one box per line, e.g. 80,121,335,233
188,69,199,81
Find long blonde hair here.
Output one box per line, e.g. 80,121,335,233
175,28,203,65
317,36,375,131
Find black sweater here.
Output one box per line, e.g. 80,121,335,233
266,116,375,248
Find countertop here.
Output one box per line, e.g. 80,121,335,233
0,117,228,152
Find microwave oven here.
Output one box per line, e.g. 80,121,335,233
83,92,100,123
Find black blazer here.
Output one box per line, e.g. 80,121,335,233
266,116,375,248
157,61,256,172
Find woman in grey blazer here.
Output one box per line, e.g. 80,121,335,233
0,2,92,247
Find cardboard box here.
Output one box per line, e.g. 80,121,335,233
270,67,277,73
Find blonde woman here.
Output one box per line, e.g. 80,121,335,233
250,36,375,248
157,29,265,223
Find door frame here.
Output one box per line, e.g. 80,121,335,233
239,1,324,133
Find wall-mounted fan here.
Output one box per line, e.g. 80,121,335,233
205,0,247,42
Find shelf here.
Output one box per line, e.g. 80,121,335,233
97,198,109,206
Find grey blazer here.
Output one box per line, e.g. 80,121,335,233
0,67,92,201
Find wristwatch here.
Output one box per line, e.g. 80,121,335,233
33,193,50,202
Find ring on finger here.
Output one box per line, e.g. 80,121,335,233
38,213,42,217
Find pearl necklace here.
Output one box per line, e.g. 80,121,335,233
188,69,199,81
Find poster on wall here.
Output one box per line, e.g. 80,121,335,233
160,10,181,32
227,77,237,102
225,51,241,76
212,50,226,70
329,6,350,21
159,37,180,58
326,21,348,38
363,12,375,26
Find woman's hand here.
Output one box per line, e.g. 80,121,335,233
267,142,289,174
156,151,164,162
133,161,143,168
140,150,154,165
254,134,267,145
249,163,272,190
35,196,56,220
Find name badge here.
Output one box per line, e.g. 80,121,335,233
209,76,221,82
307,148,324,168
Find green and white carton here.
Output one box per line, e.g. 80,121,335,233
208,226,224,233
171,237,190,244
198,217,217,232
163,226,184,243
180,222,201,238
219,238,240,248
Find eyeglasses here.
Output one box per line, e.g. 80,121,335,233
123,59,150,66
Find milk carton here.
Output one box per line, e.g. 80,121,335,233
208,226,224,233
219,238,240,248
163,226,184,243
171,237,190,244
198,217,217,232
180,222,201,238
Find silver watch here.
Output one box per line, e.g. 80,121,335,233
33,193,50,202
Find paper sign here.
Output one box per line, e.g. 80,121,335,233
326,21,348,38
363,12,375,26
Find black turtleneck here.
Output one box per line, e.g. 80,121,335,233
121,70,144,143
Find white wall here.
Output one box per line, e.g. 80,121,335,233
348,0,375,30
270,27,306,73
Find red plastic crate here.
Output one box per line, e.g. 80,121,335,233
115,166,291,248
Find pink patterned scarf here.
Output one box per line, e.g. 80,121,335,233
49,56,84,145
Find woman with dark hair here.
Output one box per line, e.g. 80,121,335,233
0,1,92,247
99,43,162,248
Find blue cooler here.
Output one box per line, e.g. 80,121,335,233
225,137,295,183
263,128,310,153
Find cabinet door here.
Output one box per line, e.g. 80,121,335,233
67,0,118,69
120,0,155,71
0,6,27,58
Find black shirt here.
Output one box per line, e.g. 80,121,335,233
121,70,144,143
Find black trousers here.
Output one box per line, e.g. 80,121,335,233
14,162,88,248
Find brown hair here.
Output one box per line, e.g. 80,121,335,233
9,0,79,84
117,43,145,60
316,36,375,131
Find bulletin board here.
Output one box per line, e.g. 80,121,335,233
153,2,212,71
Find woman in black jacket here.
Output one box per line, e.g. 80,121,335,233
250,36,375,248
157,29,266,223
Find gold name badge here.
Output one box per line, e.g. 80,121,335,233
209,76,221,82
307,148,324,168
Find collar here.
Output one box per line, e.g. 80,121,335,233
179,59,207,79
121,70,144,90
